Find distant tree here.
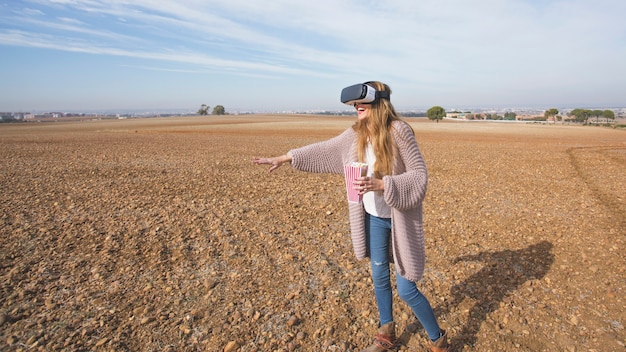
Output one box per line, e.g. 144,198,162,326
580,109,592,124
569,108,591,124
602,109,615,123
212,105,226,115
503,112,517,120
592,109,603,123
426,106,446,123
487,113,503,120
197,104,210,116
544,108,559,124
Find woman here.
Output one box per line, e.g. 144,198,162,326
253,81,449,352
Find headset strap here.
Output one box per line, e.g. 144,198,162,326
376,90,390,100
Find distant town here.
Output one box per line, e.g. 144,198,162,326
1,106,625,123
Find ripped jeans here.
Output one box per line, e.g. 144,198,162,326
365,213,442,341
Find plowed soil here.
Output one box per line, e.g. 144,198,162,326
1,115,624,351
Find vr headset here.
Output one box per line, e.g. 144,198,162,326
340,83,390,106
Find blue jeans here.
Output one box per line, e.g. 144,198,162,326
365,213,442,341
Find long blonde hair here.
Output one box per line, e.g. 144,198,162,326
353,81,404,179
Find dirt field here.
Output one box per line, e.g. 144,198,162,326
1,115,624,351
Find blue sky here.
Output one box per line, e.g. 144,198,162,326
1,0,625,113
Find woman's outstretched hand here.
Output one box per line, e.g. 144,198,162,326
253,153,292,173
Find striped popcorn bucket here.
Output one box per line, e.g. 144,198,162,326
343,162,368,203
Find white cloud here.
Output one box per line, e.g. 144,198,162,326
57,16,83,25
21,7,45,16
1,0,625,109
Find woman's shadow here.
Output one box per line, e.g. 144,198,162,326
401,240,554,349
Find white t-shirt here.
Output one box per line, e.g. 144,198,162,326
363,144,392,218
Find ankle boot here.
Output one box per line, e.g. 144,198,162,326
361,321,398,352
427,329,449,352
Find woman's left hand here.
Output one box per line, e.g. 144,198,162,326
354,176,383,195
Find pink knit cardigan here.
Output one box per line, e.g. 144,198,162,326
289,120,428,282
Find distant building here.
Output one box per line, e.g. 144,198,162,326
0,112,30,121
